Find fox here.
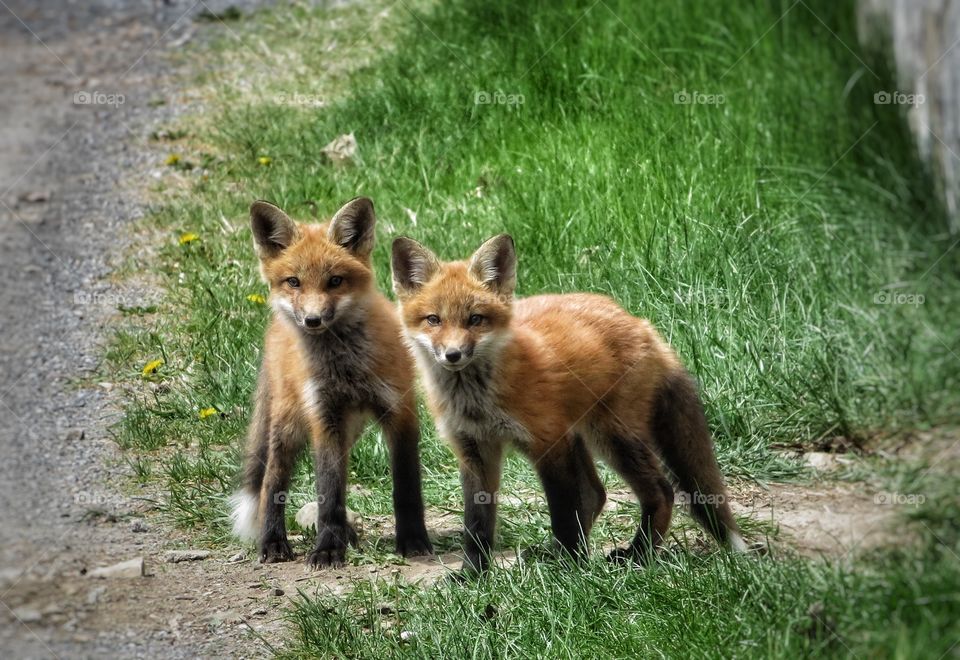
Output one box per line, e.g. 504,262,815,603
230,197,432,568
391,233,747,572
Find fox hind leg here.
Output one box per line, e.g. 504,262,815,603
602,435,674,563
533,436,605,559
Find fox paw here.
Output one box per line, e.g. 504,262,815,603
395,529,433,557
260,537,294,564
607,545,655,566
307,523,357,569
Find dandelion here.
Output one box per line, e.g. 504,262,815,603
257,156,272,166
199,407,218,420
246,293,266,304
165,154,181,166
142,358,163,376
179,232,199,245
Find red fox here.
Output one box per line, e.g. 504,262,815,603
391,234,746,571
230,197,432,567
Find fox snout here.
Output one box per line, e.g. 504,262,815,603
298,298,338,332
435,340,474,370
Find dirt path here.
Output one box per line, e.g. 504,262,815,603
0,1,292,656
0,1,929,658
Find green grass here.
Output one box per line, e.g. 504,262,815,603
104,0,960,655
283,545,960,658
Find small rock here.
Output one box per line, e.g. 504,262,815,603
250,607,268,616
88,557,144,579
321,132,357,166
0,567,22,584
271,587,284,597
86,587,106,605
295,502,318,529
208,610,242,626
12,607,43,623
64,429,85,443
129,519,148,533
19,190,50,203
226,552,245,563
804,452,839,471
164,550,211,563
400,630,416,642
295,501,361,530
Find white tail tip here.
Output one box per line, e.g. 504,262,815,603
729,532,749,553
228,490,259,542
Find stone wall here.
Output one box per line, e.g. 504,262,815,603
858,0,960,230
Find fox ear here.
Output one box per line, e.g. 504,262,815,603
329,197,376,259
469,234,516,296
392,237,440,296
250,201,298,259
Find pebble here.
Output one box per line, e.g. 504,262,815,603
164,550,212,563
88,557,144,579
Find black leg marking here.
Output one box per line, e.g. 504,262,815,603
383,410,432,557
307,443,356,569
457,437,503,574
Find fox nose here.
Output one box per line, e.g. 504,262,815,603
304,315,323,328
444,348,462,363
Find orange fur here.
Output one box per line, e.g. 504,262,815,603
233,198,431,568
392,234,744,570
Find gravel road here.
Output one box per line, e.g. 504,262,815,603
0,1,284,657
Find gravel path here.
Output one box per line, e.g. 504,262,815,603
0,1,284,656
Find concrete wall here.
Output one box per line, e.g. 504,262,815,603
858,0,960,230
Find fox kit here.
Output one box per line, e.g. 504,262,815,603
391,234,746,571
230,197,432,567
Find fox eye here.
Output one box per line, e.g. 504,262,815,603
468,314,484,326
328,275,343,288
426,314,441,326
285,277,301,288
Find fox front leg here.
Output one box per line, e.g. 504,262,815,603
381,402,433,557
259,424,302,564
307,439,357,569
455,436,504,575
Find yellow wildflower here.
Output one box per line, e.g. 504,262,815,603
179,232,199,245
246,293,266,304
199,407,218,420
142,359,163,376
257,156,272,166
165,154,181,166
